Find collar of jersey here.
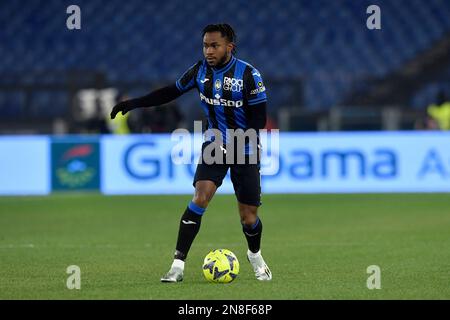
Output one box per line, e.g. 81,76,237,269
211,56,236,74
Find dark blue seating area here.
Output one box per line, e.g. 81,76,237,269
411,65,450,109
1,0,450,116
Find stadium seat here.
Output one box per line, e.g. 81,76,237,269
1,0,449,115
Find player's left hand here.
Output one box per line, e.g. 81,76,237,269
110,101,132,119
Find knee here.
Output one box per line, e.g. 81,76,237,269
192,193,210,208
240,207,258,226
241,215,258,226
193,181,216,209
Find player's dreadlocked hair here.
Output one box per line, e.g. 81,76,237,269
202,23,237,54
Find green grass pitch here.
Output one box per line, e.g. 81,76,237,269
0,193,449,299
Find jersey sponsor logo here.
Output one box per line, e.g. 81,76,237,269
199,92,243,108
223,76,243,92
250,85,266,95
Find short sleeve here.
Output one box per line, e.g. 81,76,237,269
175,61,202,93
243,66,267,106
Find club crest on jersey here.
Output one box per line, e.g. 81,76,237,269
215,79,222,91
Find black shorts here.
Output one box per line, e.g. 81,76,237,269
193,142,262,207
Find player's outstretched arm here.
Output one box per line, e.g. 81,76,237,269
110,84,182,119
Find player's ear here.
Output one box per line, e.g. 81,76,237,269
227,42,235,55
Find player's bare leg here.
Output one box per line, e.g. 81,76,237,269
238,202,272,281
161,180,217,282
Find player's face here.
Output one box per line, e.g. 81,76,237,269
203,32,233,67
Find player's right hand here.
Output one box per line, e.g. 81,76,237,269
110,101,132,119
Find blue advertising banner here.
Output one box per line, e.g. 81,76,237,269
261,131,450,193
100,131,450,194
101,134,213,194
0,136,50,195
1,132,449,195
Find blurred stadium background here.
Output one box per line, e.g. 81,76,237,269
1,0,450,299
1,0,450,134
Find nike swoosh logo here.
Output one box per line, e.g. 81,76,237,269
252,72,261,77
182,220,197,225
244,232,259,237
200,79,210,83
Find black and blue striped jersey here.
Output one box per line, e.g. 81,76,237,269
175,56,267,145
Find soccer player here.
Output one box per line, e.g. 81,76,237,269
110,23,272,282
